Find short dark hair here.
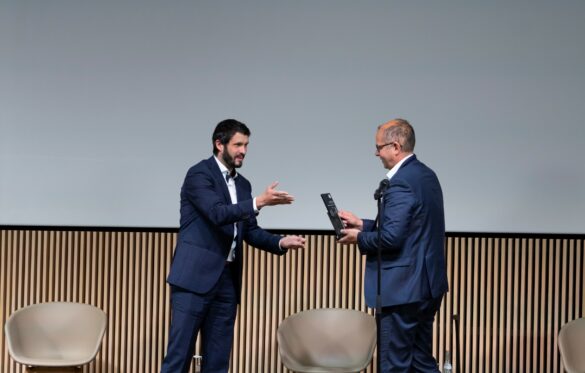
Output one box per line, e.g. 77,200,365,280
212,119,251,155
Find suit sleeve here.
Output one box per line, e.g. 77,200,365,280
242,215,286,255
184,168,256,226
357,179,416,255
240,181,285,255
362,219,376,232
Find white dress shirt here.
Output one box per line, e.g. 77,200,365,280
386,153,414,181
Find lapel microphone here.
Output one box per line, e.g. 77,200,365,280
374,179,390,200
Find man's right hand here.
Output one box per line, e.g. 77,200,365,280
256,182,294,209
338,210,363,231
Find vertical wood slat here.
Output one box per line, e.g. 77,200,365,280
1,228,584,373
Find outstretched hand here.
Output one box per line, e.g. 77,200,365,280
256,182,295,209
280,235,306,250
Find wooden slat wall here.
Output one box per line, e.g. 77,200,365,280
439,236,585,373
0,230,176,373
1,228,584,373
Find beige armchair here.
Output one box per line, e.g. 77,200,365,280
559,318,585,373
4,302,107,372
277,308,376,373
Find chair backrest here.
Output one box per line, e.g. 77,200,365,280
559,318,585,373
277,308,376,373
4,302,107,367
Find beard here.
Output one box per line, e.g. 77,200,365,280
222,149,244,169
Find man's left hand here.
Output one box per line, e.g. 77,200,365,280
280,235,306,250
337,229,359,244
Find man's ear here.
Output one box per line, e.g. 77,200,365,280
215,139,223,154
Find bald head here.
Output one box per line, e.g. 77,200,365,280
378,118,416,153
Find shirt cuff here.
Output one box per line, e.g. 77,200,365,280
253,197,260,213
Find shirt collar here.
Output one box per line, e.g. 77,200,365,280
386,153,414,181
214,156,238,179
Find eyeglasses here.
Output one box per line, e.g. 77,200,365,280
375,142,398,152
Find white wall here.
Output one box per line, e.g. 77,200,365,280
1,1,584,233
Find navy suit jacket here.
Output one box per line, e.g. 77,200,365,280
167,156,285,301
357,155,448,308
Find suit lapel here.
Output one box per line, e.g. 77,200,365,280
206,156,232,204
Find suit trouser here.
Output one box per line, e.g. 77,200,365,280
379,296,443,373
160,264,238,373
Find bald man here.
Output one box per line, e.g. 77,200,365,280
338,119,448,372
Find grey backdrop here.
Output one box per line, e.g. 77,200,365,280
1,1,584,233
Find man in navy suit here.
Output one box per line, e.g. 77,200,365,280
160,119,305,373
338,119,448,372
